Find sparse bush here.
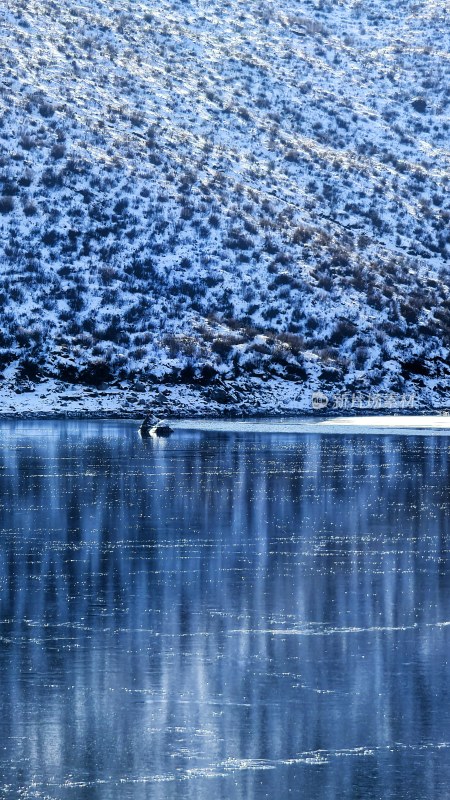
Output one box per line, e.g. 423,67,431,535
211,336,236,357
18,171,33,187
0,196,14,214
79,358,114,386
292,225,313,244
354,346,369,370
41,168,63,188
39,102,55,118
41,226,59,246
17,357,42,382
23,202,37,216
2,180,19,196
329,319,356,346
15,326,33,346
51,143,66,160
19,135,36,151
99,266,118,284
180,204,194,221
225,228,253,251
277,332,304,354
130,347,146,361
270,273,292,288
114,198,128,214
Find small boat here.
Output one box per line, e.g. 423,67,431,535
150,419,174,437
139,415,174,437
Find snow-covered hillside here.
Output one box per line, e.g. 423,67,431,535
0,0,449,414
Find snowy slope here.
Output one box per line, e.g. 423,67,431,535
0,0,449,413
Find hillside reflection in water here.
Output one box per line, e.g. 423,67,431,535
0,421,449,799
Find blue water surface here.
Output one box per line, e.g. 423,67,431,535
0,420,449,799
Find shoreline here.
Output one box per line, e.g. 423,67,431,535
0,409,447,422
0,407,447,422
0,377,448,420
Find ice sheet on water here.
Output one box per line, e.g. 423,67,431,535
172,415,450,436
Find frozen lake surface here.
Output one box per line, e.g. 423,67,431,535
172,415,450,436
0,420,449,799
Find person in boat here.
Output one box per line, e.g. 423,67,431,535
139,414,153,434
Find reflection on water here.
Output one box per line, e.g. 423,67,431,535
0,420,449,799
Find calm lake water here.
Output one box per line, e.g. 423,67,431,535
0,420,449,799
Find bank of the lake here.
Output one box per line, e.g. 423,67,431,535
0,375,448,419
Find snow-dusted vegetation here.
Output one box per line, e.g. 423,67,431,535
0,0,449,413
